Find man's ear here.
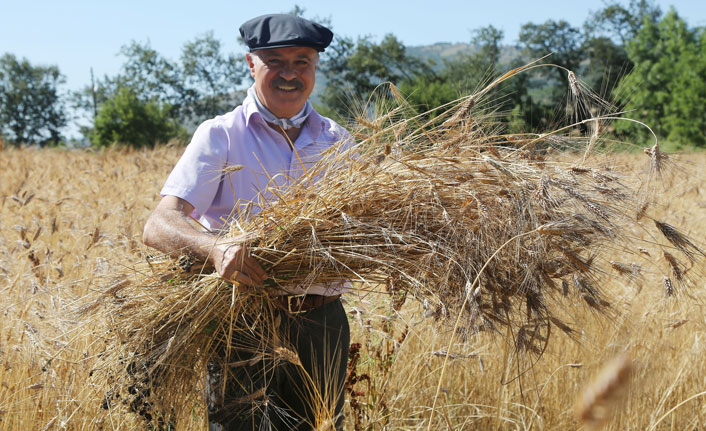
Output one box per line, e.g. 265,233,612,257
245,53,256,78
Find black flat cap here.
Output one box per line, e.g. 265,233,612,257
239,14,333,52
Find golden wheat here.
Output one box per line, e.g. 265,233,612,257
1,68,706,429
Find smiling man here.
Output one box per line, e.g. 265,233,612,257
249,46,317,117
142,14,351,431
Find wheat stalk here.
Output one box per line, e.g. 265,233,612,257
576,354,633,430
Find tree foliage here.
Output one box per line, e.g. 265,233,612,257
519,20,584,86
441,25,505,93
581,35,630,98
581,0,662,102
90,87,181,148
117,41,183,108
399,25,511,117
0,53,66,146
320,34,432,118
75,34,247,147
615,9,706,146
180,33,248,121
586,0,662,44
5,0,704,149
316,0,703,147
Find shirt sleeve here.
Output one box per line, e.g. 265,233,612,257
160,120,228,218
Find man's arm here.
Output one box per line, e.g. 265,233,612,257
142,195,268,287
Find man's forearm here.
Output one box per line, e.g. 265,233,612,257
143,196,268,286
142,206,219,263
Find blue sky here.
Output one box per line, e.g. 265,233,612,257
1,0,704,94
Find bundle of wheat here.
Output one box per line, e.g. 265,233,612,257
84,63,705,423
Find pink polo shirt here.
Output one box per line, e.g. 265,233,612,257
162,93,350,231
161,94,351,295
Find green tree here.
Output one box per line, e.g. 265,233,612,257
586,0,662,45
581,36,630,98
443,25,505,93
397,75,457,115
0,53,66,146
113,41,184,115
663,28,706,146
399,25,507,115
472,25,504,68
71,41,183,140
90,87,182,148
615,9,704,146
519,20,584,86
75,35,247,147
581,0,662,103
320,34,432,118
180,32,248,121
517,20,586,128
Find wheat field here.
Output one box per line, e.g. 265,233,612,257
0,145,705,430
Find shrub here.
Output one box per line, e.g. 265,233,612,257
90,87,184,148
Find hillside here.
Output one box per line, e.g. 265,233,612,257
407,42,521,67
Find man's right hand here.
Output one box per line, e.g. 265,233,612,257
213,240,269,287
143,195,269,288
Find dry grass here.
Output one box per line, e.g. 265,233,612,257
340,148,706,431
0,146,181,429
2,74,706,429
1,145,705,430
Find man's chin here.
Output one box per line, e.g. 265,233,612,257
270,96,307,117
273,88,305,99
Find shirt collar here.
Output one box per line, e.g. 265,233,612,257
242,88,325,140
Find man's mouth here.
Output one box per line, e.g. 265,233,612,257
272,79,304,92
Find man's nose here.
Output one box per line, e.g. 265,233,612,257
278,63,297,80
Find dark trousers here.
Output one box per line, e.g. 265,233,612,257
208,298,350,431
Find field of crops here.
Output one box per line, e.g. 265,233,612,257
1,145,705,430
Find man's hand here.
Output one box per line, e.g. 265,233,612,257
213,240,268,287
143,196,269,287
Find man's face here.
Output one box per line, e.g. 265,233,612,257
246,46,318,119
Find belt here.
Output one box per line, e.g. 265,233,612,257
274,294,341,315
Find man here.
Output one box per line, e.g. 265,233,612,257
142,14,350,431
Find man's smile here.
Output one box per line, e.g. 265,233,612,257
272,78,304,93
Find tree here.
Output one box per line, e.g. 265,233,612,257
663,28,706,146
399,25,507,116
581,36,630,98
518,18,604,132
75,35,248,147
519,20,584,85
114,41,184,114
71,41,183,141
586,0,662,45
439,25,544,132
517,19,587,130
615,9,704,146
180,32,248,121
320,34,433,118
89,87,182,148
471,25,504,68
397,75,457,115
581,0,663,101
0,53,66,146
